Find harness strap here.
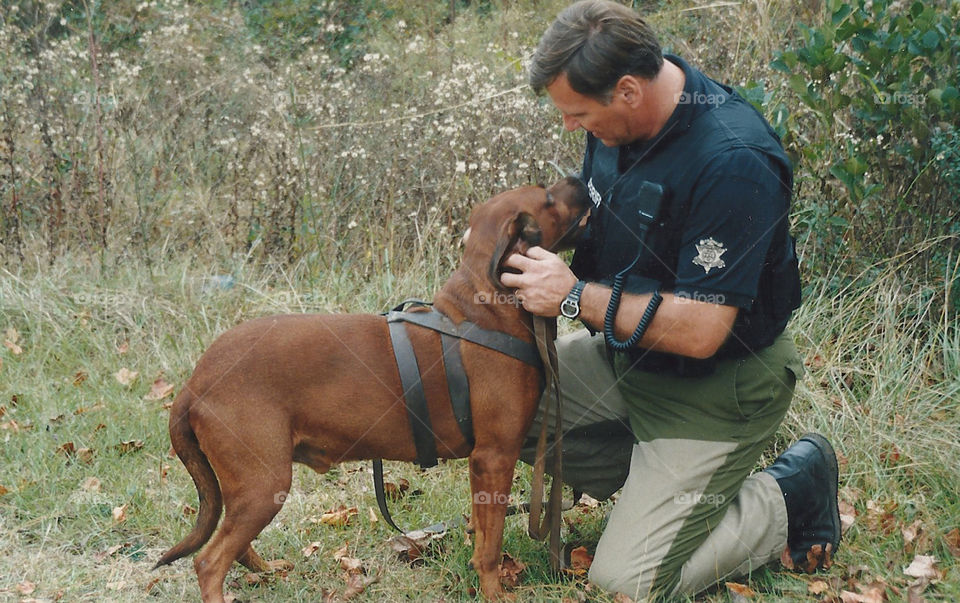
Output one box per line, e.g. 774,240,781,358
385,310,542,368
387,320,439,469
441,333,473,446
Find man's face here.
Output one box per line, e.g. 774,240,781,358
545,73,636,147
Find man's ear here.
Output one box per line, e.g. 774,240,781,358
487,212,542,287
616,75,644,107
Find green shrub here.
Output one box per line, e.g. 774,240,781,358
764,0,959,273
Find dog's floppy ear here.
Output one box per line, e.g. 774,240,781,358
488,212,542,287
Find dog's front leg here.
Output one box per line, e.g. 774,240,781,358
468,447,518,601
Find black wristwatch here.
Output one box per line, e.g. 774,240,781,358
560,280,587,319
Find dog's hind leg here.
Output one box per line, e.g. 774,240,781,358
193,468,292,602
189,414,294,603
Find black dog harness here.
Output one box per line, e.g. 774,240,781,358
373,301,542,532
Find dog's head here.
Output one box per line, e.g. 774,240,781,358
461,176,590,289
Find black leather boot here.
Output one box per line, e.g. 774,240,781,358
763,433,841,572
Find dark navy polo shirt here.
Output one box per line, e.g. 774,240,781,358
570,55,801,359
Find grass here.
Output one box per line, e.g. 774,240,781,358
1,0,958,601
1,241,958,602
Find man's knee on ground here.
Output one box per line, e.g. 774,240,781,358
588,545,673,600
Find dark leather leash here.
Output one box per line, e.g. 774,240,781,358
527,315,565,572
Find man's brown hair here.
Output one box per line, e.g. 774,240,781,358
529,0,663,102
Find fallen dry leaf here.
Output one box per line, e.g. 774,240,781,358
3,340,23,355
0,484,8,496
16,581,36,595
182,504,197,516
320,505,358,527
498,552,526,589
112,504,128,523
839,500,857,535
367,507,378,523
72,370,88,386
569,545,593,573
907,577,930,603
331,543,349,561
145,377,175,401
387,526,449,562
95,543,125,561
612,593,636,603
840,581,887,603
74,402,105,415
725,581,757,602
144,576,161,594
76,447,94,464
115,440,144,454
56,441,76,457
114,367,139,386
81,477,101,492
302,541,323,557
808,579,831,595
944,527,960,558
903,555,942,580
383,478,410,500
117,341,129,354
577,493,600,508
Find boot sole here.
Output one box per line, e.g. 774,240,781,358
798,432,841,553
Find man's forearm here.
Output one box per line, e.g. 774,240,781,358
577,283,738,359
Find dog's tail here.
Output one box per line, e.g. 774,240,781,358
153,387,222,569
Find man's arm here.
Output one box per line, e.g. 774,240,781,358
500,246,737,359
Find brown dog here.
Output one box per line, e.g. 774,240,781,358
154,177,590,601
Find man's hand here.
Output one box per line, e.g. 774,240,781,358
499,246,577,317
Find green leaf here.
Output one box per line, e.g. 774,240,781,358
921,30,940,50
832,4,853,25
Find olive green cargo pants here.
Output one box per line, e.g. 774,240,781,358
519,329,804,600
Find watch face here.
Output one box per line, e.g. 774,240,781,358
560,299,579,319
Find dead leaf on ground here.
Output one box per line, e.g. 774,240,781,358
840,580,888,603
569,545,593,573
367,507,378,523
320,505,358,527
56,441,76,457
144,577,161,594
907,577,930,603
95,543,125,561
145,377,175,401
387,527,447,561
944,527,960,558
339,555,378,600
15,581,35,595
112,504,128,523
0,485,8,496
81,477,101,492
331,543,349,561
612,593,636,603
725,581,757,602
3,339,23,355
182,504,197,516
577,493,600,508
72,370,88,386
808,579,831,595
865,499,897,535
839,499,857,534
903,555,942,581
498,552,526,589
74,402,105,415
114,367,139,386
383,478,410,500
302,541,322,557
115,440,144,455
